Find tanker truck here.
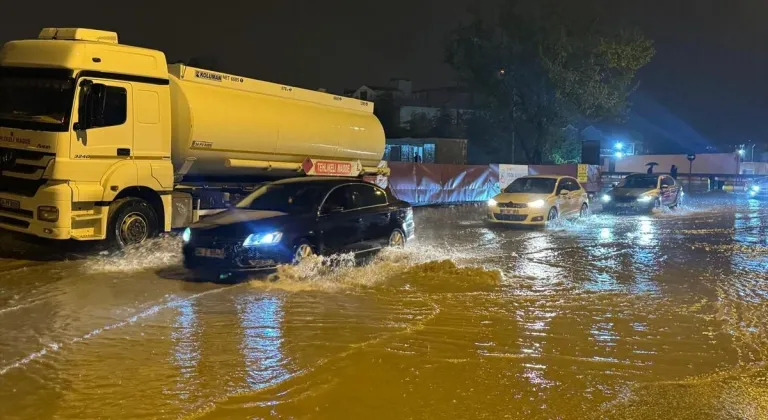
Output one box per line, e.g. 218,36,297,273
0,28,388,247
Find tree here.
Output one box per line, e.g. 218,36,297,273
445,0,654,164
405,112,435,138
431,107,464,138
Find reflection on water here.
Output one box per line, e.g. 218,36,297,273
235,295,292,391
171,299,200,400
1,197,768,418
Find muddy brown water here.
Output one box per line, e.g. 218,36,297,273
1,196,768,419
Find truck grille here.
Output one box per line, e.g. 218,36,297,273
0,215,30,228
0,147,55,197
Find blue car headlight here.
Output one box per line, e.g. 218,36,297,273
182,227,191,243
751,185,760,193
637,195,653,203
243,232,283,247
601,194,611,202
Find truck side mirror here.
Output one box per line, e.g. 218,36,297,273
74,80,93,131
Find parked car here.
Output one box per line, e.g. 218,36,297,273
487,175,589,225
601,173,682,212
182,177,414,276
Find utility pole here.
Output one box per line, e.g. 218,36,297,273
687,153,696,193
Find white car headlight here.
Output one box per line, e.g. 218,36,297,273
637,195,653,202
243,232,283,247
601,194,611,202
487,198,498,207
182,227,191,243
528,199,545,208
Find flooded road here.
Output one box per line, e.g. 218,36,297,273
2,195,768,419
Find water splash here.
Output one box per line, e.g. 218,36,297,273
82,236,183,273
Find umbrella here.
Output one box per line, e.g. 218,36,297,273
645,162,659,167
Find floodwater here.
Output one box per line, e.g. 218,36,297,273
1,196,768,419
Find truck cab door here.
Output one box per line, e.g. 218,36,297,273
70,79,134,182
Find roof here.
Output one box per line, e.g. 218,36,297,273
366,86,399,92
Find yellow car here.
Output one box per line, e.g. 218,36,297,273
487,175,590,225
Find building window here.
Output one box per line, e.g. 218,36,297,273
423,144,436,163
359,91,368,101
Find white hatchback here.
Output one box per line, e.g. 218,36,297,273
487,175,589,225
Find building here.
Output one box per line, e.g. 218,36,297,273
384,138,468,165
346,80,475,130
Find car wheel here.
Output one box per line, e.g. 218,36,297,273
547,207,558,221
106,197,159,249
292,240,315,264
388,229,406,248
671,193,683,209
579,203,590,217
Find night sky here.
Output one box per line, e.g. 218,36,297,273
2,0,767,149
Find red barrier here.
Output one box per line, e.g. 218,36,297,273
387,162,500,206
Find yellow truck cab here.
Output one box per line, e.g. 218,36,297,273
0,28,386,247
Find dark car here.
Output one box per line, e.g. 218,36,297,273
747,177,768,199
600,173,683,212
182,177,414,275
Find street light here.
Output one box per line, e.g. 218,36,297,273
738,149,746,157
615,142,624,150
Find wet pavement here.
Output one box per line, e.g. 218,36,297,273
1,195,768,419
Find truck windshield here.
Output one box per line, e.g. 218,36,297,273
0,68,75,132
236,183,327,214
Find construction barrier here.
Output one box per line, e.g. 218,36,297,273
387,162,499,206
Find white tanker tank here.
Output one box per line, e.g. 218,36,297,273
167,64,385,179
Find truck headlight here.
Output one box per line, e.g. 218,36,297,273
637,195,653,202
243,232,283,247
528,199,545,208
37,206,59,222
487,198,497,207
182,227,191,243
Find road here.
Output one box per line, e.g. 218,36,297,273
1,195,767,419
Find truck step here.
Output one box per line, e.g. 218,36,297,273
72,214,103,221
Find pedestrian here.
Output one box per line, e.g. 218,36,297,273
647,166,653,174
414,154,421,163
670,165,678,179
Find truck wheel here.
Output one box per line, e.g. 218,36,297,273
107,197,159,248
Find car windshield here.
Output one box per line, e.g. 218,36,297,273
0,68,76,132
235,183,327,214
504,177,556,194
617,175,658,189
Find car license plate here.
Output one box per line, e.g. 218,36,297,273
0,198,20,210
500,209,520,215
195,248,225,259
